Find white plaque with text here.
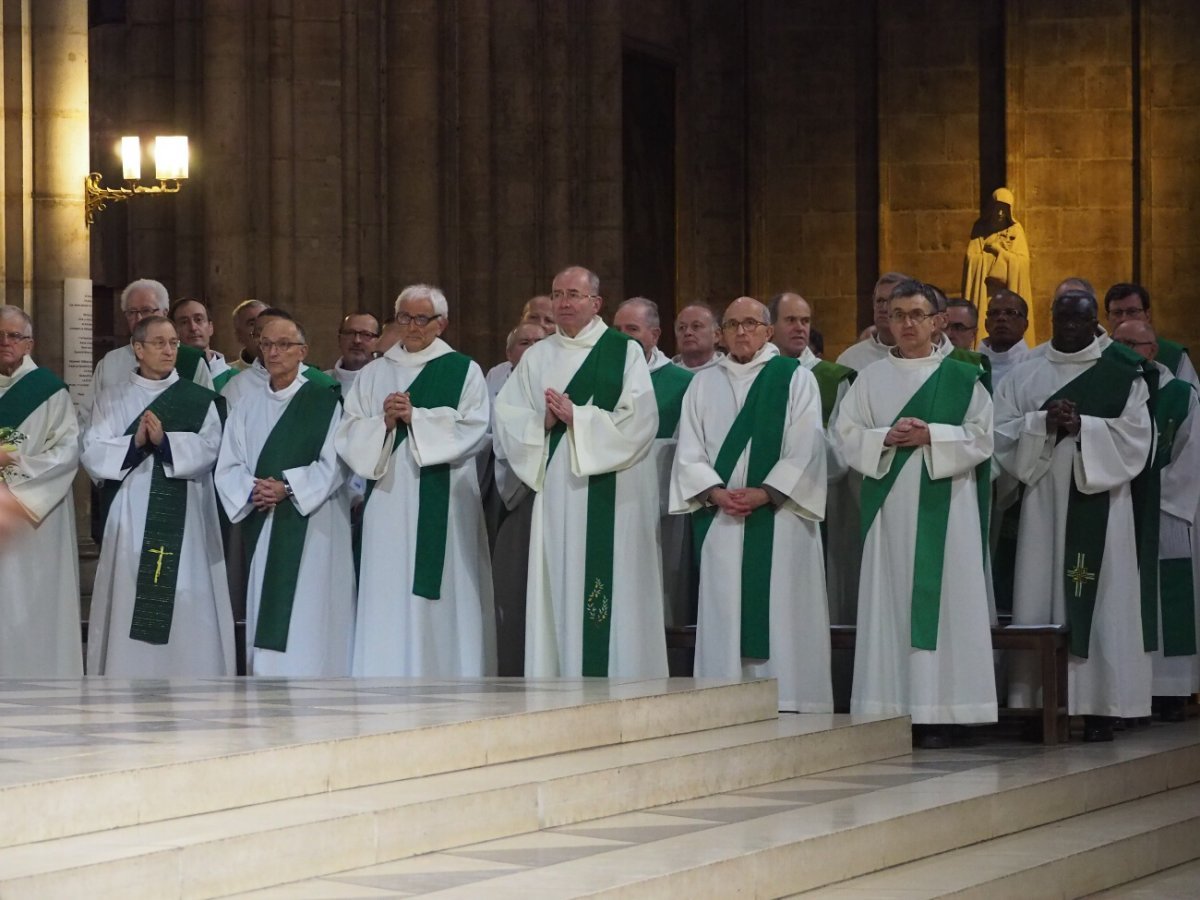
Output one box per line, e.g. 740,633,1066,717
63,277,94,410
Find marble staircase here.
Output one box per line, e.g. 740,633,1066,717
238,719,1200,898
0,678,908,899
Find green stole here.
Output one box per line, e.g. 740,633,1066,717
649,362,693,438
212,368,237,392
859,356,986,651
1156,339,1188,377
810,360,855,426
1042,342,1149,658
948,346,993,394
360,351,472,599
692,354,799,659
242,380,340,652
0,367,67,430
175,344,206,383
101,379,218,645
1153,378,1197,657
546,327,631,676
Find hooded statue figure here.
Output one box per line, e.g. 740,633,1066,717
963,187,1035,342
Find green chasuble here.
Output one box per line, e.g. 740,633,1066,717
212,368,237,392
859,356,988,651
242,380,341,652
649,362,693,438
360,351,472,599
546,327,631,676
809,360,855,426
1156,338,1189,378
1042,342,1152,658
1153,378,1197,657
0,367,68,430
691,354,799,660
100,379,219,645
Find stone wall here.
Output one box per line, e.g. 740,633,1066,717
83,0,1200,366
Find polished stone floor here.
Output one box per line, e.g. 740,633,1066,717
0,677,731,787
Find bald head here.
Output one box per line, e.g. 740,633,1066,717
1112,319,1158,362
520,295,555,335
721,296,772,363
674,303,720,367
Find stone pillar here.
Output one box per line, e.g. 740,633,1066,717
29,0,90,376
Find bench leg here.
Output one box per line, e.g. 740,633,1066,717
1041,639,1059,745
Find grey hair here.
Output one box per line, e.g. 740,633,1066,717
554,266,601,295
121,278,170,312
0,305,32,336
394,284,449,319
617,297,660,329
676,303,718,326
232,298,266,321
131,315,175,343
875,272,910,292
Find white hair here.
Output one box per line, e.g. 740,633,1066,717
617,297,660,329
0,305,32,336
554,266,600,295
120,278,170,312
394,284,448,319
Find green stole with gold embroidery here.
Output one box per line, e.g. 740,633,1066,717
102,379,219,645
1042,343,1149,658
546,327,631,676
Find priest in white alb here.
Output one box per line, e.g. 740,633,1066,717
835,280,997,747
493,266,668,678
0,306,83,676
672,296,832,712
216,315,354,676
996,290,1153,742
336,284,494,677
83,316,234,676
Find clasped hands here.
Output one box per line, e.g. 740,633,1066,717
709,486,770,518
133,410,166,449
251,477,289,511
883,416,932,447
544,388,573,429
383,392,413,430
1044,399,1081,436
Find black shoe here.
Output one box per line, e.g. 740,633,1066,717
914,725,951,749
1158,696,1187,723
1020,719,1044,743
950,724,978,747
1083,715,1115,742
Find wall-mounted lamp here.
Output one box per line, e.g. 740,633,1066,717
84,135,190,226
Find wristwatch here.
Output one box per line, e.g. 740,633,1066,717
283,478,295,499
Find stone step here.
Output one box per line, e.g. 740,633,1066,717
0,714,908,899
806,782,1200,898
1088,856,1200,897
0,677,776,850
285,722,1200,898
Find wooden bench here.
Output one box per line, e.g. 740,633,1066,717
667,622,1072,745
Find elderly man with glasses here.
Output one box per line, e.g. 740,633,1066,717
670,296,832,712
216,315,355,676
493,266,667,679
0,305,84,676
326,312,382,392
82,315,233,676
835,279,997,748
80,279,214,434
336,284,494,676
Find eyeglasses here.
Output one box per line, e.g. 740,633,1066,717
339,329,380,340
396,314,442,328
550,290,598,303
944,323,977,333
721,319,768,333
258,339,306,353
889,311,934,324
125,306,161,319
1107,306,1147,319
986,308,1026,320
136,338,181,350
0,331,31,344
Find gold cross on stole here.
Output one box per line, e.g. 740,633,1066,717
148,545,174,584
1067,552,1095,598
